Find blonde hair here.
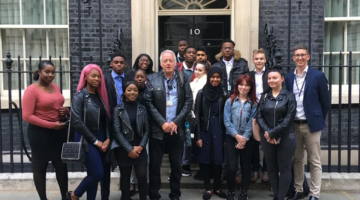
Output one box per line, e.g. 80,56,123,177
253,48,266,57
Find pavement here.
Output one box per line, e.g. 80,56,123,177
1,189,360,200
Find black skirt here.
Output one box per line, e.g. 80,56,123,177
27,123,67,161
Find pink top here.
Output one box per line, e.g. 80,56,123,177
22,83,65,129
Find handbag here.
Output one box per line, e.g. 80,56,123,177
61,112,85,163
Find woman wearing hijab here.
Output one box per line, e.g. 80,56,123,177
194,67,227,200
67,64,111,200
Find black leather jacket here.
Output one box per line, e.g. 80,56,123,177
212,57,249,95
256,89,297,139
144,70,193,140
194,90,227,141
71,88,110,150
112,102,149,153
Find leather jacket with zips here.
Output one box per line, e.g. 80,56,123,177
144,70,193,140
256,89,297,139
112,102,150,153
71,88,110,151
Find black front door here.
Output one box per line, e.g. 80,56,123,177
159,15,230,64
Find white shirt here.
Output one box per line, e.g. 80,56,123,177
293,66,308,120
254,67,266,102
183,62,195,71
222,57,234,91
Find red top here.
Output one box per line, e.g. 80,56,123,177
22,83,65,129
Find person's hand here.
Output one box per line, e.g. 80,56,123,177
196,139,202,148
53,121,67,130
267,138,277,145
169,121,178,135
133,146,144,155
128,149,139,159
161,122,171,133
264,131,270,140
236,143,245,149
235,134,246,145
96,141,104,149
58,107,70,116
101,139,110,152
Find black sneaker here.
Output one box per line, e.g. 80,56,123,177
238,191,248,200
226,192,235,200
181,165,191,177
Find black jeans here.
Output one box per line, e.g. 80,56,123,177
260,132,297,200
248,138,260,172
119,165,147,200
200,163,222,191
225,135,252,193
149,134,184,200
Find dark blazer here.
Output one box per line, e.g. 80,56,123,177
144,70,193,140
104,71,124,117
285,67,331,133
249,69,270,95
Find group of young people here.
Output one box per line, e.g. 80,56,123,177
22,38,330,200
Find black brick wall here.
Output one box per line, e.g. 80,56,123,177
259,0,324,65
68,0,132,90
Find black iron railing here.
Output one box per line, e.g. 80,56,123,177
0,52,360,173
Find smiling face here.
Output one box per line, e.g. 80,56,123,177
138,56,151,70
238,80,251,97
268,71,284,90
124,83,138,102
293,49,310,69
194,64,206,79
160,51,176,75
86,69,101,89
110,56,126,75
134,70,147,88
253,53,266,71
39,64,55,84
209,72,221,87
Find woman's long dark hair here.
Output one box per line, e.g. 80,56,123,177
132,54,154,74
230,74,257,105
33,61,54,81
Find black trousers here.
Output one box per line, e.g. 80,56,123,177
260,132,297,200
149,134,184,200
119,165,147,200
199,163,222,191
248,138,260,172
225,135,252,193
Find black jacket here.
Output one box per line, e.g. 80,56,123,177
71,88,110,150
112,102,149,153
194,90,227,141
256,89,297,139
212,50,249,95
249,69,270,95
144,70,193,140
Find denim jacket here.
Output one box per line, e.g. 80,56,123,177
223,97,257,140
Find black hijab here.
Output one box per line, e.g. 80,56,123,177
202,67,223,102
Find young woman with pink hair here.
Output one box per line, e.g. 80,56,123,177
67,64,111,200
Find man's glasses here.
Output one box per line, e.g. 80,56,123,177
139,59,151,64
293,54,308,58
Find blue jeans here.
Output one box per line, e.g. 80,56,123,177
74,130,106,200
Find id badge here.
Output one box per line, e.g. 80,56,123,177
166,100,173,107
227,84,231,91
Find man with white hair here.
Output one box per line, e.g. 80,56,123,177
145,50,193,200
